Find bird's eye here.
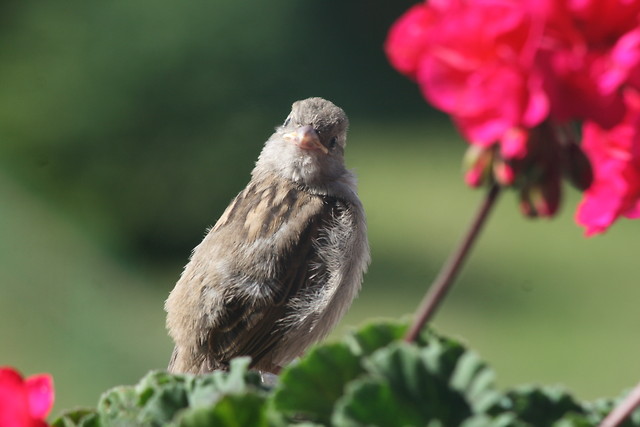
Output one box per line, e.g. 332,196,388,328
283,116,292,127
329,137,338,150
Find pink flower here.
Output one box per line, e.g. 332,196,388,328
538,0,640,128
384,3,434,80
576,91,640,235
385,0,550,158
387,0,640,230
0,367,54,427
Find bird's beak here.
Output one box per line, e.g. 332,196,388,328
283,125,328,154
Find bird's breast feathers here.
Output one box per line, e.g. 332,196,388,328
174,175,368,333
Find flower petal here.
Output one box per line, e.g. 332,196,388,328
384,3,434,80
0,368,31,427
25,375,54,419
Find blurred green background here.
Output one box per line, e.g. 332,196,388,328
2,0,639,415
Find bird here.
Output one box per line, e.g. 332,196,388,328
165,97,370,375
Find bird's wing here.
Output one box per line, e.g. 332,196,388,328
195,177,338,371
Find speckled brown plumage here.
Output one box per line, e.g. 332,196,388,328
165,98,369,374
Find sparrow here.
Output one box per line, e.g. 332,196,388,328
165,97,370,374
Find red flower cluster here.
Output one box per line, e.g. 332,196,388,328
385,0,640,235
0,367,54,427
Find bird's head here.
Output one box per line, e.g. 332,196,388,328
254,97,351,191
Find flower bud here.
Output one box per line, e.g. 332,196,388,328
500,127,528,160
463,145,494,187
493,157,516,186
532,173,562,217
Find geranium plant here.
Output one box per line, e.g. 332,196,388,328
385,0,640,234
385,0,640,425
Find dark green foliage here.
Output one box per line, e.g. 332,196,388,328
53,321,640,427
53,357,264,427
174,393,269,427
489,385,586,426
51,408,99,427
342,319,407,357
273,343,365,425
339,342,472,426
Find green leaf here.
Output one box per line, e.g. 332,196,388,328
136,382,190,426
450,351,500,413
127,371,191,426
460,413,526,427
51,408,99,427
492,385,586,426
366,343,442,407
333,376,430,427
176,393,268,427
343,320,407,357
272,342,364,425
334,336,498,426
186,357,263,408
92,360,263,426
418,335,466,380
358,342,472,425
552,413,597,427
97,385,143,425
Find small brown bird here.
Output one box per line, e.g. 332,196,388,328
165,97,370,374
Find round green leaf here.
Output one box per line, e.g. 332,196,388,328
177,393,268,427
343,320,408,357
361,342,472,425
272,342,364,424
333,377,428,427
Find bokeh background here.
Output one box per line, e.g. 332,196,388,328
2,0,639,414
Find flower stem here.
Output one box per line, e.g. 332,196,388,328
600,381,640,427
405,183,501,342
